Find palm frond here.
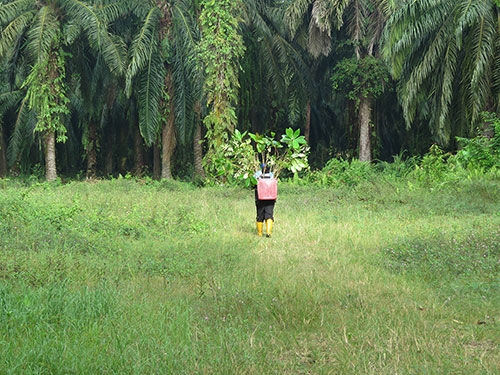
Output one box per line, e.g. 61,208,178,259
386,0,454,125
0,11,34,59
96,0,132,24
460,1,497,127
64,0,127,74
63,20,83,46
25,6,60,62
97,31,127,75
385,0,500,144
0,0,33,25
0,88,22,111
284,0,312,38
337,0,358,32
493,28,500,110
433,42,458,143
140,0,203,145
171,0,203,143
136,52,165,145
125,6,160,95
172,61,191,144
287,85,304,126
6,96,36,167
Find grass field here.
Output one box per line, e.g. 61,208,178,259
0,176,499,374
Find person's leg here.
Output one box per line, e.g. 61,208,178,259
256,221,263,236
264,201,275,237
265,218,273,237
256,201,265,236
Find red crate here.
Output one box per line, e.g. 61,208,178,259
257,178,278,200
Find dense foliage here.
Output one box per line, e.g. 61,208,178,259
0,0,499,181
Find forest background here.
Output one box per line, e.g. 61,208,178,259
0,0,499,182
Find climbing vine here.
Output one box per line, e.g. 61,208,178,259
23,46,70,143
198,0,245,177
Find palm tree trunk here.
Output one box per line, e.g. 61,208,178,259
104,118,116,176
305,100,311,144
133,125,145,176
153,143,161,180
358,96,372,162
44,131,57,181
193,123,205,179
86,120,98,179
161,71,176,179
193,102,205,179
0,122,7,177
161,117,175,179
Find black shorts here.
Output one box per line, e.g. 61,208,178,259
256,199,275,221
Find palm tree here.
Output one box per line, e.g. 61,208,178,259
0,0,126,180
239,0,312,136
0,55,38,175
0,76,10,176
125,0,202,179
69,51,120,179
383,0,500,146
285,0,395,162
0,60,19,176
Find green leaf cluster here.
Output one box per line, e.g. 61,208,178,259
455,112,500,171
331,56,390,107
204,128,309,186
22,47,70,143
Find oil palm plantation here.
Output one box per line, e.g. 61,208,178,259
285,0,395,162
0,0,126,180
383,0,500,146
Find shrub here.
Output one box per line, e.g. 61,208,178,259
455,112,500,172
408,144,459,187
204,128,309,186
306,158,375,187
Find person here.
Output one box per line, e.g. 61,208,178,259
254,163,276,237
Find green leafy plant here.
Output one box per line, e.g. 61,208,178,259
409,143,457,186
198,0,245,173
22,47,70,143
250,128,309,175
305,157,375,188
205,128,309,186
455,112,500,171
331,56,390,108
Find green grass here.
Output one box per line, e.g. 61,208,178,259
0,176,499,374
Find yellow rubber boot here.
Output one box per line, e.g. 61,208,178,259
265,219,274,237
256,222,263,236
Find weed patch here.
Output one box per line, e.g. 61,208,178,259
381,226,500,305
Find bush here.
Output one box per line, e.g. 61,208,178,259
305,158,375,187
455,112,500,172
